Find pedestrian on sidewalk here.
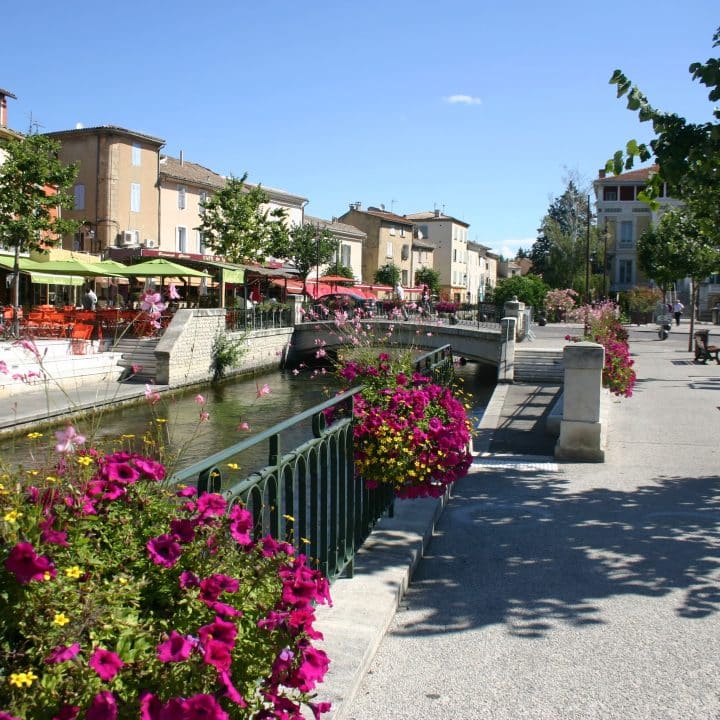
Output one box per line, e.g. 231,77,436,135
394,282,408,320
673,299,684,326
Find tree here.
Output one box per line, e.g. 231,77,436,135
0,134,78,332
267,222,336,282
374,263,401,286
324,261,355,279
530,180,601,293
489,274,549,313
607,26,720,243
638,208,720,348
414,267,440,294
196,174,288,264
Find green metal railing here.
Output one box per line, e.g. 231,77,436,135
170,344,455,580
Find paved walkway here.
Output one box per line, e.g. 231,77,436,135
317,321,720,720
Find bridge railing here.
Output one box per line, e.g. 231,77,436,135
170,345,455,580
226,305,293,331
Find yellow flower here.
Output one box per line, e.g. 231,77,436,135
53,613,70,626
76,456,93,467
0,484,8,496
301,537,311,544
9,670,37,688
65,566,83,579
118,576,128,585
3,510,22,523
227,463,240,470
283,514,295,522
43,571,52,581
155,418,167,424
45,475,58,483
25,469,39,477
121,434,135,439
27,432,43,439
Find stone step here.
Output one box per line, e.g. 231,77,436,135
514,348,565,383
115,338,160,382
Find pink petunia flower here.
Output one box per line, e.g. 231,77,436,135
157,631,194,663
54,425,86,454
4,542,56,584
85,691,117,720
146,534,183,568
45,643,81,664
89,647,124,681
183,694,229,720
51,704,80,720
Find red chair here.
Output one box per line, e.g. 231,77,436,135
69,324,93,355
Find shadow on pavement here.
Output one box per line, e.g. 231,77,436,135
383,466,720,639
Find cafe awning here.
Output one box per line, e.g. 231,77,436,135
28,272,85,286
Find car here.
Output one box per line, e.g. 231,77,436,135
314,292,376,314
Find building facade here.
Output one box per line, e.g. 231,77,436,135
593,165,681,293
405,210,470,302
338,204,414,284
304,215,365,282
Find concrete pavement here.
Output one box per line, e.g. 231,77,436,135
316,321,720,720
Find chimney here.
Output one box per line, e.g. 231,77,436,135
350,202,361,211
434,208,441,218
180,150,184,166
0,88,17,128
598,168,606,179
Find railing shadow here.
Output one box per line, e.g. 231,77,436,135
378,466,720,639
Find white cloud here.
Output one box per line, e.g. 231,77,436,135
489,237,535,259
445,94,482,106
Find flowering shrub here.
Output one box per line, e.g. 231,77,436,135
544,288,578,321
0,437,331,720
434,301,458,314
567,301,636,398
337,353,472,498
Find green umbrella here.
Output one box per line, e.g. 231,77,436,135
30,258,115,276
118,258,211,278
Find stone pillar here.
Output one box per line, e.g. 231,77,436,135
286,294,304,326
497,317,516,383
503,296,526,339
555,341,605,462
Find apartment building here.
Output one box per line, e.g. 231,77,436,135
304,215,365,282
405,210,470,302
44,126,165,254
338,204,414,284
467,242,498,303
593,165,681,293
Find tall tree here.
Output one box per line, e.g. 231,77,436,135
638,208,720,348
196,174,288,264
414,267,441,294
607,26,720,243
374,263,401,286
530,180,599,292
266,221,336,282
0,134,78,332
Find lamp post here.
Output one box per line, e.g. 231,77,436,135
603,219,609,299
585,194,591,304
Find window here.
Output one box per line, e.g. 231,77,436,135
131,143,141,167
603,186,618,201
389,226,396,236
130,183,141,213
73,184,85,210
620,186,635,201
400,227,405,237
618,259,633,285
453,248,457,262
178,186,186,210
177,226,187,253
620,221,633,245
386,241,393,259
401,270,408,285
198,231,206,254
418,224,428,239
341,244,351,266
199,191,208,207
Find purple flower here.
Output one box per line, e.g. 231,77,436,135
198,616,237,649
147,534,183,568
51,704,80,720
45,643,81,664
195,493,227,519
89,647,124,681
4,542,56,584
54,425,86,454
86,691,117,720
183,694,229,720
157,631,194,663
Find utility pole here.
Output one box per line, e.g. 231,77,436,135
585,194,591,304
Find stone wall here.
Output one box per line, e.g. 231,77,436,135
155,309,293,386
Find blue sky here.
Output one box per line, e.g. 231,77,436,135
1,2,716,258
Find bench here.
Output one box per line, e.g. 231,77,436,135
694,330,720,364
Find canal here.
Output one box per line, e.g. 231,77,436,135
0,360,496,482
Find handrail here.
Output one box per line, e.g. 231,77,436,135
169,344,455,580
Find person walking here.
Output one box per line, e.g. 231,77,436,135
394,282,408,320
673,299,684,326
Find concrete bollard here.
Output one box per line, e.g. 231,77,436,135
497,317,516,383
555,341,605,462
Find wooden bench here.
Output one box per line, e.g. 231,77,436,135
694,330,720,364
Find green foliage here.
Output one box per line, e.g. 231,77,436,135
622,286,663,313
608,26,720,244
267,222,336,281
211,332,245,381
414,267,441,294
0,134,79,255
491,274,549,312
325,261,355,279
196,174,288,264
374,263,401,286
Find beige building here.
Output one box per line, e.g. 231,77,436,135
593,164,681,293
45,126,165,254
338,204,414,285
467,242,498,303
405,210,470,302
304,215,365,282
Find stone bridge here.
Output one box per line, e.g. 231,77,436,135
288,319,504,367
